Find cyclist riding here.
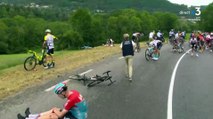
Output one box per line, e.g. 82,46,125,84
43,29,58,69
190,34,199,57
149,36,162,60
132,32,142,52
169,29,175,45
157,30,164,42
197,31,205,53
149,30,155,41
22,83,88,119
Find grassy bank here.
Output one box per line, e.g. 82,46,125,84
0,44,124,101
0,54,29,71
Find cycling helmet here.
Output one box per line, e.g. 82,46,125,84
45,29,51,33
54,83,67,94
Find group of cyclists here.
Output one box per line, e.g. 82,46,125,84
189,31,213,57
168,29,213,57
169,29,186,53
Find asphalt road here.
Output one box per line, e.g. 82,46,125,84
0,44,213,119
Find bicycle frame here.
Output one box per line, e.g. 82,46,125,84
27,50,46,64
145,42,160,61
69,71,115,87
147,43,155,55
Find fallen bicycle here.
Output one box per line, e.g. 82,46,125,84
69,71,115,87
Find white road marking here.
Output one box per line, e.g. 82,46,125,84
167,49,191,119
45,79,71,92
118,57,124,59
45,69,93,92
79,69,93,76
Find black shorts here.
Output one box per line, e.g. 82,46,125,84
199,40,204,46
47,48,54,55
191,43,197,49
157,42,162,50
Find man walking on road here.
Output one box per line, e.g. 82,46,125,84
120,33,136,82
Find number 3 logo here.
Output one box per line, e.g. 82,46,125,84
195,7,201,16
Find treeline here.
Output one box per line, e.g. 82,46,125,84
0,4,70,21
200,3,213,32
0,0,188,13
0,6,194,54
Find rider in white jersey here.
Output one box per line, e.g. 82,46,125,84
149,36,162,60
43,29,58,68
190,34,199,57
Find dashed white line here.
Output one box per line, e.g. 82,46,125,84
45,79,71,92
45,69,93,92
167,49,190,119
79,69,93,75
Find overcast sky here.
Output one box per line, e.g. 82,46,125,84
168,0,213,7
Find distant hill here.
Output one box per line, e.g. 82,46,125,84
0,0,188,14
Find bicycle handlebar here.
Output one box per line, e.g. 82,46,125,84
27,50,35,54
103,70,111,76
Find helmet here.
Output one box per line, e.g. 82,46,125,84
45,29,51,33
54,83,66,94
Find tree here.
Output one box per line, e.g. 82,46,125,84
70,8,94,46
0,20,9,54
200,3,213,31
60,30,84,49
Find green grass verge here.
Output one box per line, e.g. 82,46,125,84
0,50,78,71
0,54,29,70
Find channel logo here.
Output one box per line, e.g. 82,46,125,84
179,6,202,22
191,7,201,16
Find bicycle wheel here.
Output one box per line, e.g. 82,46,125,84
41,55,48,67
24,56,37,71
181,47,185,53
145,49,151,61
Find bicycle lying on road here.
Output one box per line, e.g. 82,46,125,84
69,71,115,87
145,42,160,61
24,50,54,71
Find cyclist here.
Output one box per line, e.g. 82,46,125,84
132,32,141,52
23,83,88,119
157,30,163,41
169,29,175,45
197,31,205,53
149,30,155,41
178,32,184,50
43,29,57,69
190,34,199,57
149,36,162,60
181,31,186,40
209,32,213,52
205,32,211,49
